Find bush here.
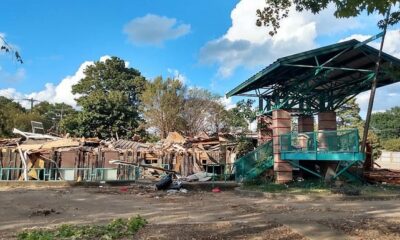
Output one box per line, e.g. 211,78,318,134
382,138,400,151
17,215,147,240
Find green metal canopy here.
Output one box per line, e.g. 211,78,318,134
226,39,400,113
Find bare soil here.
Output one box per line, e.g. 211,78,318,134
0,184,399,239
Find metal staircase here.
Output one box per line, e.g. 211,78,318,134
234,141,273,182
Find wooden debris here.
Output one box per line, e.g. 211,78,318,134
364,169,400,184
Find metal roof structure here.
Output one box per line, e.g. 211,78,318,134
226,39,400,114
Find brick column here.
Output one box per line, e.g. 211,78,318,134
272,110,293,183
318,111,337,151
257,115,272,146
298,115,314,150
318,111,338,180
298,115,314,132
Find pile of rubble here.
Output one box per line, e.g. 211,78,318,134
0,129,238,182
364,169,400,185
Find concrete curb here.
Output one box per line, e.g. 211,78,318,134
234,187,400,201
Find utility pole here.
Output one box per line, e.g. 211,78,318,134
361,7,391,152
22,97,40,112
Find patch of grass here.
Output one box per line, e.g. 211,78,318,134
243,180,331,194
243,180,400,196
17,215,147,240
360,184,400,196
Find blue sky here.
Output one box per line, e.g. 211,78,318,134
0,0,399,117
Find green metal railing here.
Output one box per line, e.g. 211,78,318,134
280,129,360,153
234,141,274,182
279,129,364,179
0,167,140,181
204,163,234,183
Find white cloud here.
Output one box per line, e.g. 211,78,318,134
356,82,400,118
339,29,400,116
199,0,365,78
0,88,23,100
0,55,119,109
99,55,111,62
167,68,187,84
219,97,235,110
249,120,257,132
339,30,400,58
123,14,191,46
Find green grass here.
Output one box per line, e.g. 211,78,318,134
17,215,147,240
243,179,331,194
242,180,400,196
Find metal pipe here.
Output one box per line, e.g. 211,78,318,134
16,142,28,181
361,7,391,152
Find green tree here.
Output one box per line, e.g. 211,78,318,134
0,97,47,136
0,97,24,136
208,100,231,134
371,107,400,140
71,57,146,138
140,77,185,138
256,0,400,36
336,98,362,129
32,101,77,133
382,138,400,151
227,99,257,133
182,88,224,136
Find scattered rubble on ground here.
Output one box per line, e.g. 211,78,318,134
0,129,238,182
364,169,400,185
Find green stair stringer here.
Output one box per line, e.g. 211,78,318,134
234,140,274,182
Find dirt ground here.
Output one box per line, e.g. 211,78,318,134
0,184,400,240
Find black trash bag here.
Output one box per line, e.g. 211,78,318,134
155,173,173,190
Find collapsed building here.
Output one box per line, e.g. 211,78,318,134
0,129,238,182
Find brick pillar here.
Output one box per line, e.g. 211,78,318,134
272,110,293,183
298,115,314,150
318,111,337,151
298,115,314,132
318,111,338,180
258,115,272,146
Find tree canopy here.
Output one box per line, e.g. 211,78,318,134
71,57,146,139
371,107,400,140
140,77,186,139
256,0,400,36
0,97,79,137
226,99,257,133
336,98,362,129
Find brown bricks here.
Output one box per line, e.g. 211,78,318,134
272,110,292,183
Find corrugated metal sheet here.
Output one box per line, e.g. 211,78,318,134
112,140,149,150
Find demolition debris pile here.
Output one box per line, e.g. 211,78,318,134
0,129,238,182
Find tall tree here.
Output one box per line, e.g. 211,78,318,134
336,98,362,129
182,88,222,136
140,77,185,138
256,0,400,36
72,57,146,138
208,100,231,134
227,99,257,133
